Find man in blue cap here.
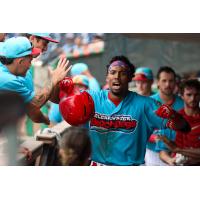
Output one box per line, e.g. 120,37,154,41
25,33,59,52
133,67,154,96
71,62,101,92
0,37,71,124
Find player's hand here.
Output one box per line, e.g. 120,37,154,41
155,104,175,119
49,57,72,86
167,157,176,166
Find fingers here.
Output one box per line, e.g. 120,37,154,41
57,57,64,67
66,64,72,73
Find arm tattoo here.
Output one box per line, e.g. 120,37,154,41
31,79,54,108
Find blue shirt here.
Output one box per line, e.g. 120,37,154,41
49,103,63,123
0,64,34,103
18,67,34,91
146,93,184,152
89,77,101,91
87,90,168,165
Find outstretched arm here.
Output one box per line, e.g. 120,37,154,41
159,135,200,159
26,57,72,124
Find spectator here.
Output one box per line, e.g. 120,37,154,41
57,126,91,166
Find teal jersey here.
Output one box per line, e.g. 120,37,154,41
87,90,167,165
18,67,34,91
49,102,63,123
147,93,184,152
0,64,34,103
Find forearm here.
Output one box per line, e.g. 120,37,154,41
155,104,191,132
176,148,200,159
169,112,191,133
26,104,50,124
49,83,60,104
31,79,54,108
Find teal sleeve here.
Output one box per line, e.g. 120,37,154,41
89,77,101,91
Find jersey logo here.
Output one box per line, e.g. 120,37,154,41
90,113,138,134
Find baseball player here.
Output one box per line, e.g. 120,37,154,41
159,79,200,165
20,33,60,101
133,67,154,96
145,66,184,165
59,55,190,166
71,62,101,92
0,36,71,124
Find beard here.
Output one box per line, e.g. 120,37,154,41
161,88,173,96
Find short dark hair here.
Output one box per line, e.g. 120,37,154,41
106,55,135,78
59,126,91,166
0,56,15,65
20,33,31,39
157,66,176,80
179,79,200,95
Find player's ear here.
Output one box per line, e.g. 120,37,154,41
29,35,35,42
16,58,23,65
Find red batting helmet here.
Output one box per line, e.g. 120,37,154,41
59,89,95,126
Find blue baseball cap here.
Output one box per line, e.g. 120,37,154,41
0,37,41,59
71,63,88,76
72,75,89,88
133,67,153,81
28,33,59,43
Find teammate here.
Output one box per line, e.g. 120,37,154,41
133,67,154,96
21,33,59,101
59,55,190,166
145,66,184,165
71,62,101,91
0,36,71,125
159,79,200,165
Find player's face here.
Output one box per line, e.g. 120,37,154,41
31,37,49,53
107,65,131,96
157,72,176,96
135,80,152,96
0,33,6,42
16,55,33,76
182,87,200,109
